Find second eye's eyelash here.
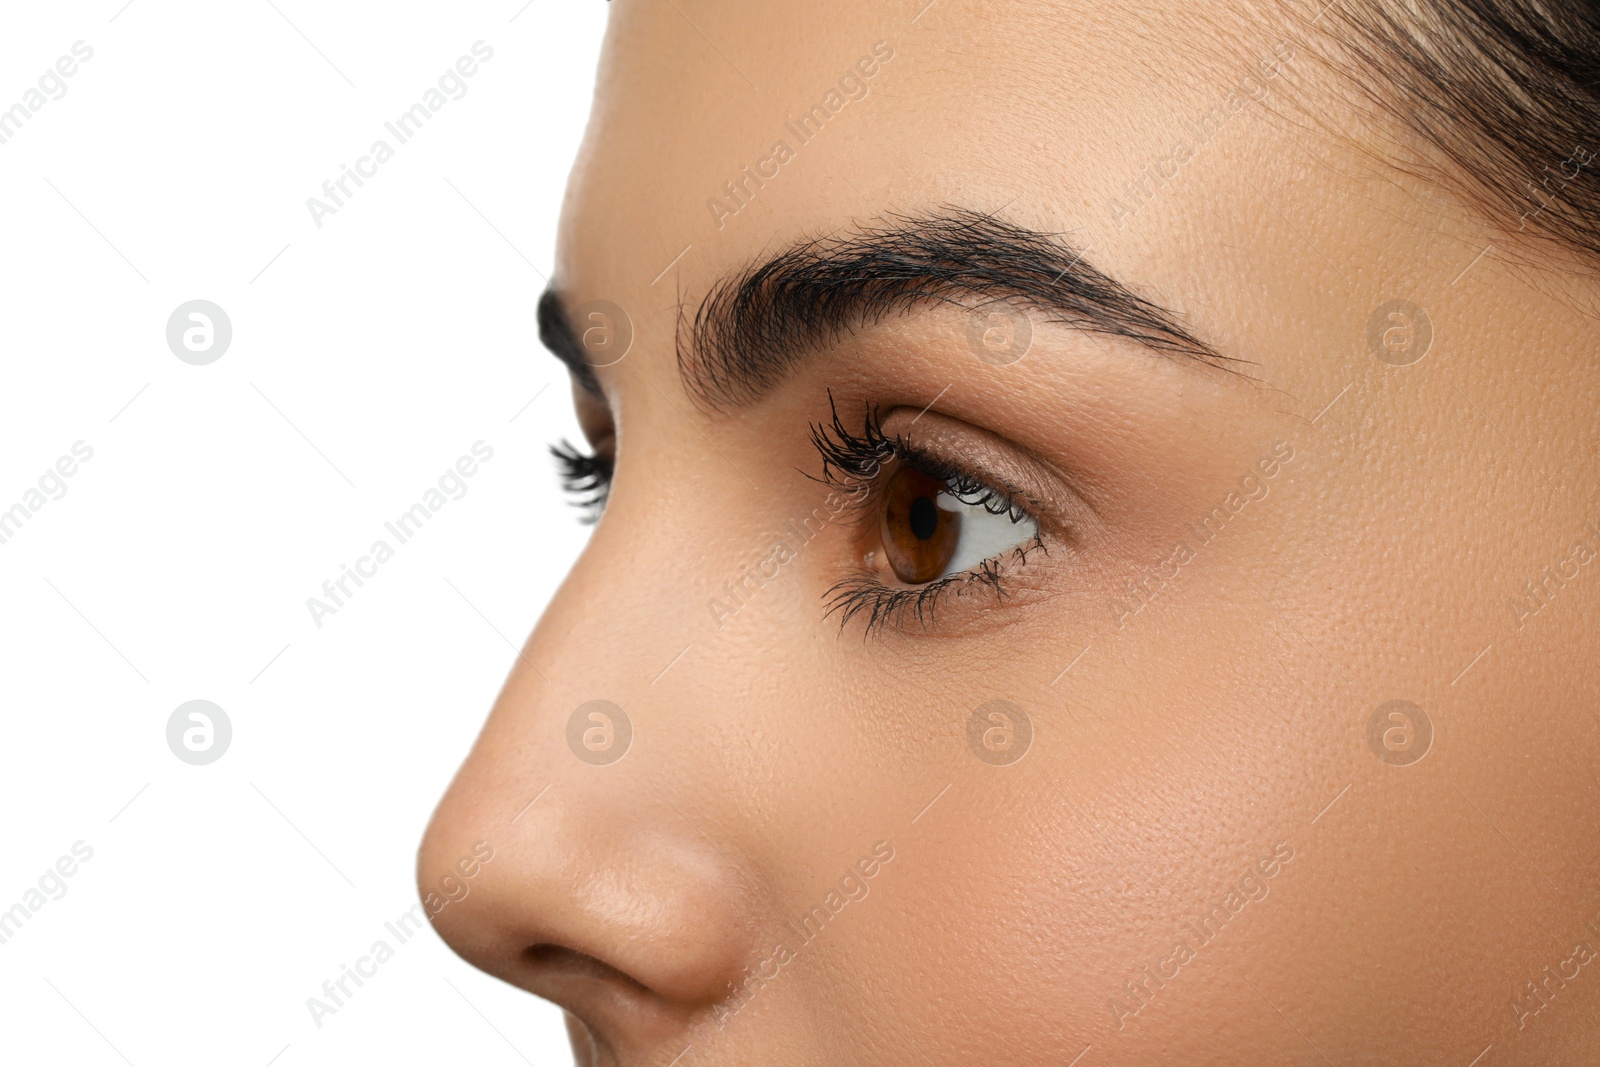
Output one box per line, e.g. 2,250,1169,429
551,440,612,524
807,394,1047,636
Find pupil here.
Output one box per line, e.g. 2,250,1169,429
909,495,938,541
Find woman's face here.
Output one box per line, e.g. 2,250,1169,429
420,1,1600,1063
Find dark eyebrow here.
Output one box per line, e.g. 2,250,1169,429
537,288,604,400
678,207,1236,410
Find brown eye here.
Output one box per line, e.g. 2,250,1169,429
880,465,963,583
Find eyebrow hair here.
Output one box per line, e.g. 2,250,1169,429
536,207,1237,408
678,207,1235,410
537,289,605,400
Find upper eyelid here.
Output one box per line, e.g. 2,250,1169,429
832,422,1045,533
879,406,1103,537
821,448,1031,542
890,442,1034,518
809,395,1027,500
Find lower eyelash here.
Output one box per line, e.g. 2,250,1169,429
823,537,1047,637
825,558,999,635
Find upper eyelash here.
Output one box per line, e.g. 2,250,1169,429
807,394,1034,519
551,439,612,524
807,395,895,487
807,392,1047,636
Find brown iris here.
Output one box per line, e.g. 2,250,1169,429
879,465,962,583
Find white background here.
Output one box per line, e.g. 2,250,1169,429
0,3,605,1063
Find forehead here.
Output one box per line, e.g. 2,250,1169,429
553,0,1283,318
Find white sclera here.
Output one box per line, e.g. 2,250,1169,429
933,489,1038,579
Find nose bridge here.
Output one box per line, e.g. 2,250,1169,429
420,517,757,1011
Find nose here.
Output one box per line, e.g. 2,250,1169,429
419,604,755,1055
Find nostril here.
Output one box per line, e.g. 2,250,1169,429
525,943,651,994
519,941,694,1055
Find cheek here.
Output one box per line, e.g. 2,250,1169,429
780,571,1319,1057
811,772,1199,1059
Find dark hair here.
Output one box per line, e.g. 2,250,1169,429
1314,0,1598,267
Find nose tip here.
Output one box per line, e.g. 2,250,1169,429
420,766,752,1040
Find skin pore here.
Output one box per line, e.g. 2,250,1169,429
418,0,1600,1063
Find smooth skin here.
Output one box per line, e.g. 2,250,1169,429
419,0,1600,1063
